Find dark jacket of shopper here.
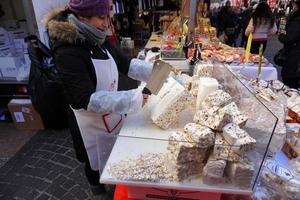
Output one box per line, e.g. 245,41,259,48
45,9,132,110
279,9,300,87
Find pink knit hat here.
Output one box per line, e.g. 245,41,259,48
68,0,109,17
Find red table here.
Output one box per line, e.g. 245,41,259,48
113,185,253,200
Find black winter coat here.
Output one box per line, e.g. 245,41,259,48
45,9,132,110
279,10,300,80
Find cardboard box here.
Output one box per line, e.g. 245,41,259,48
127,186,222,200
8,99,44,130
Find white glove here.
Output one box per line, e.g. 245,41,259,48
128,58,153,82
87,88,143,114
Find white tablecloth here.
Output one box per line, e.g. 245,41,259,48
230,63,278,81
144,50,278,81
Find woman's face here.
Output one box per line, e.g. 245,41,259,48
82,15,108,31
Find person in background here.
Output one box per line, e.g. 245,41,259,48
279,0,300,89
232,6,243,47
208,6,219,29
220,6,238,46
217,0,231,36
44,0,153,197
240,1,257,47
245,2,277,54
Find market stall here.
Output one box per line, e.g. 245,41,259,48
99,62,284,199
99,2,300,198
144,32,278,81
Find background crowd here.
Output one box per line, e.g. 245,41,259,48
208,0,300,88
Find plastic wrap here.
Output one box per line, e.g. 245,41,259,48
87,87,143,114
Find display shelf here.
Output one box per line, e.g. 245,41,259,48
100,63,278,195
0,80,28,85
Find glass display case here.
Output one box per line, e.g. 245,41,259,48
160,36,185,60
100,63,278,195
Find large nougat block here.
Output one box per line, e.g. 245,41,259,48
196,77,219,110
147,77,177,110
220,102,248,127
194,107,228,131
151,78,189,129
167,132,210,164
201,89,232,109
184,123,215,148
167,131,211,181
222,123,256,154
226,161,255,188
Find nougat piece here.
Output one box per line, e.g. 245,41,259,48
222,123,248,145
203,153,227,184
177,162,205,181
167,131,210,164
233,135,256,153
168,131,193,152
196,77,219,110
223,123,256,154
167,132,209,181
226,161,255,189
203,159,226,178
221,102,240,116
202,160,226,185
194,63,214,77
227,150,244,162
184,123,215,148
201,89,232,109
194,107,228,131
213,134,244,161
220,102,248,127
213,134,230,160
232,114,248,127
175,74,193,90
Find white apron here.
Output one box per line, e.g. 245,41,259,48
72,50,123,172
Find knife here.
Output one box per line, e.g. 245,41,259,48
142,60,173,95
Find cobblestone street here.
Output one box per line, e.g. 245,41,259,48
0,129,113,200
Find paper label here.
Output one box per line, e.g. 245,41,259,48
14,112,25,122
13,39,25,49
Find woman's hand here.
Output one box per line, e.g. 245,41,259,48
142,94,149,107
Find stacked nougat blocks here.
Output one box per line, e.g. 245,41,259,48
197,90,255,188
167,123,215,181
